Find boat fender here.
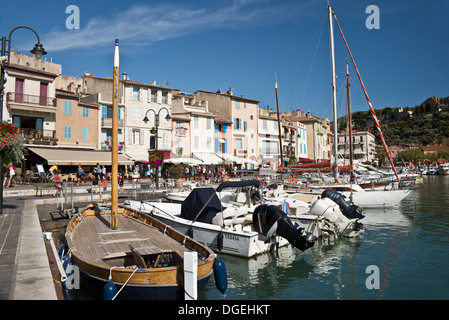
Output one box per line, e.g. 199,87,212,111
217,232,224,251
188,225,194,238
253,204,315,252
103,276,118,300
213,257,228,294
321,189,365,220
289,178,297,184
58,243,66,260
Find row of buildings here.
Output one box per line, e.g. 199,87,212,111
1,51,377,173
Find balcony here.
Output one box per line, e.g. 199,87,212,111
20,128,57,146
101,118,124,128
7,92,56,113
234,149,247,156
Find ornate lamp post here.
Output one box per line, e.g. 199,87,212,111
143,107,171,188
0,26,46,214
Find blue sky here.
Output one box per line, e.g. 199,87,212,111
1,0,448,120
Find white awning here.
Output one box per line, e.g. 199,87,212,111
165,157,203,165
28,147,134,165
192,152,223,165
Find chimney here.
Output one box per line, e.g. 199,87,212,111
122,72,128,80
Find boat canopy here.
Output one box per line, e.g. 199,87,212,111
216,180,260,192
181,188,223,223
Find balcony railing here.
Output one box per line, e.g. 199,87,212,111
7,92,54,108
101,118,124,127
19,128,57,145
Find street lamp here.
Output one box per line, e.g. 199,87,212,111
0,26,47,214
142,107,171,188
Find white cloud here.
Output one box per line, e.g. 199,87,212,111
43,0,314,51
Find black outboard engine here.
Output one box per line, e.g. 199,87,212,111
321,189,365,220
253,205,315,252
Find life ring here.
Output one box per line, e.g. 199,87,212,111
289,178,297,184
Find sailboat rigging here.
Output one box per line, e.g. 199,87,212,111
330,7,400,183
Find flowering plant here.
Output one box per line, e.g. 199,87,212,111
149,150,164,168
0,121,19,150
104,140,125,151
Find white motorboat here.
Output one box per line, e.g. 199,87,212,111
439,163,449,175
124,180,315,258
284,182,413,208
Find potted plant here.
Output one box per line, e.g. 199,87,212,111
169,165,184,187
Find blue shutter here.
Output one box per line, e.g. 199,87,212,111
215,138,219,153
224,124,227,134
224,139,228,153
215,123,219,133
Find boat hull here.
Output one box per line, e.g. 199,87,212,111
77,266,211,300
124,201,289,258
65,203,216,300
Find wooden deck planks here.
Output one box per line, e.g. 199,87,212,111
71,213,189,265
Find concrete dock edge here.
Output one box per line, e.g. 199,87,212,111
10,200,57,300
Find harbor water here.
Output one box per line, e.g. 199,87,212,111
201,176,449,300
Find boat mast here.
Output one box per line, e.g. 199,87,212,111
275,75,284,170
111,39,119,230
346,60,355,182
331,9,400,183
328,5,339,181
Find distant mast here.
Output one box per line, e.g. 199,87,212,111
111,39,119,230
274,76,284,170
328,5,339,181
346,61,355,182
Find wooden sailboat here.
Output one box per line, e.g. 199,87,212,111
63,39,217,300
65,203,215,299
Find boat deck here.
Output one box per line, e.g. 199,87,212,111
70,212,189,267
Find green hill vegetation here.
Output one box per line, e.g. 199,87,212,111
337,96,449,147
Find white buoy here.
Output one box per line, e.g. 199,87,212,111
183,251,198,300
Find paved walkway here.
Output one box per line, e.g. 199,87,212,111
0,182,172,300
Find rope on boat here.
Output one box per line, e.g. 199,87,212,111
111,266,139,300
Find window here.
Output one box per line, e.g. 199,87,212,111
234,118,242,130
235,101,240,109
235,138,243,150
81,128,88,141
151,90,156,102
262,119,267,130
82,107,89,118
132,87,139,101
193,116,199,129
206,137,211,150
206,118,211,130
194,136,199,149
132,130,140,144
64,126,72,139
244,121,247,132
162,92,167,104
64,101,72,115
132,105,140,121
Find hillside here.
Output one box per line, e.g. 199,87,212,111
336,96,449,146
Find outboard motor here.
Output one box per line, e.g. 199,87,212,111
321,189,365,220
253,204,315,252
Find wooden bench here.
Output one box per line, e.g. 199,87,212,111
33,182,55,197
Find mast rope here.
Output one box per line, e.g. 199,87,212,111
112,266,139,300
331,8,400,183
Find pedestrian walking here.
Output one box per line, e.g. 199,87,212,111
76,164,85,185
3,162,17,187
92,168,100,193
118,172,124,192
53,170,62,197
